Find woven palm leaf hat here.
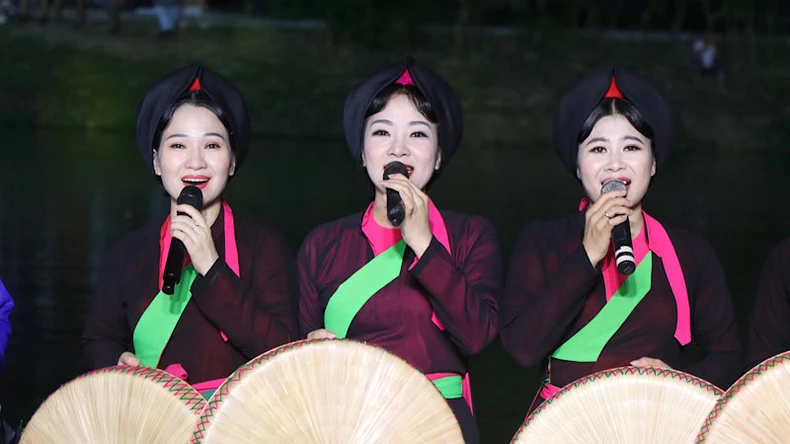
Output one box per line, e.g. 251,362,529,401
191,339,464,444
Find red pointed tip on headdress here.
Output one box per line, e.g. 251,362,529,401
604,75,623,99
395,69,414,86
189,77,201,92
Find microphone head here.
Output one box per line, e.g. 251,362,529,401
601,179,627,194
383,161,409,180
177,185,204,209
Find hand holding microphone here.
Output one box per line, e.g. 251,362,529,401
163,186,220,293
382,161,433,258
582,180,634,272
162,186,203,294
602,179,636,275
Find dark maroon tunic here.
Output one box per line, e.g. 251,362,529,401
746,237,790,370
82,206,299,384
297,210,502,443
500,212,742,398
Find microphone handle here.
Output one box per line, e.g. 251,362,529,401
386,188,405,227
162,211,192,294
612,219,636,275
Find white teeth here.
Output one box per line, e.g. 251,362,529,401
183,178,208,183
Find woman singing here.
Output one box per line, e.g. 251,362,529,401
297,56,502,443
500,67,742,414
82,63,299,398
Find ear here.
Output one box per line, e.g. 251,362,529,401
153,150,162,177
360,150,367,168
651,156,657,177
434,150,442,171
229,154,237,177
576,167,582,180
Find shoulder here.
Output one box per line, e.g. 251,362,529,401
513,214,582,249
661,223,719,260
106,221,160,259
763,237,790,269
439,210,498,237
298,214,363,255
232,211,289,246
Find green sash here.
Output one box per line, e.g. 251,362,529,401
323,239,462,399
133,265,198,367
324,240,407,339
432,375,463,398
552,253,653,362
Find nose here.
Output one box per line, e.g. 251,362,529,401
185,146,207,170
386,134,410,158
605,150,625,172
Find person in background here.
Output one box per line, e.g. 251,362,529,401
0,279,13,369
745,238,790,370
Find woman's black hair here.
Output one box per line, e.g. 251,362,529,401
364,82,439,124
576,98,655,146
152,89,234,152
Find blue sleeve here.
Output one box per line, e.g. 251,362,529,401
0,279,14,368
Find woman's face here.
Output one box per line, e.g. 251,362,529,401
577,114,655,206
153,104,235,207
361,93,441,193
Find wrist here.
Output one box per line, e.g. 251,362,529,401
409,234,432,259
582,242,604,269
196,253,219,276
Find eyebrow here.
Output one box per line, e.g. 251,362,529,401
622,135,644,143
165,132,226,140
585,135,645,146
369,119,432,129
585,136,608,146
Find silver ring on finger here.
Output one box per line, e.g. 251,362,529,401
193,222,200,230
604,212,611,219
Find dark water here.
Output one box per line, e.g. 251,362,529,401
0,128,788,443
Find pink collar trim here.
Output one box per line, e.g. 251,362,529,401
361,199,451,257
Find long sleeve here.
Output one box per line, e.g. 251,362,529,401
409,218,502,355
0,280,13,368
745,241,790,370
190,224,299,359
296,232,324,337
682,237,743,389
499,221,601,368
81,251,133,369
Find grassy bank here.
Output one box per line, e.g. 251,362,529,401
1,20,789,152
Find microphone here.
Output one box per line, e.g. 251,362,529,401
383,161,408,227
601,179,636,275
162,186,204,295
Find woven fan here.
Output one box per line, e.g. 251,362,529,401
512,366,723,444
191,338,464,444
697,350,790,443
21,365,207,444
